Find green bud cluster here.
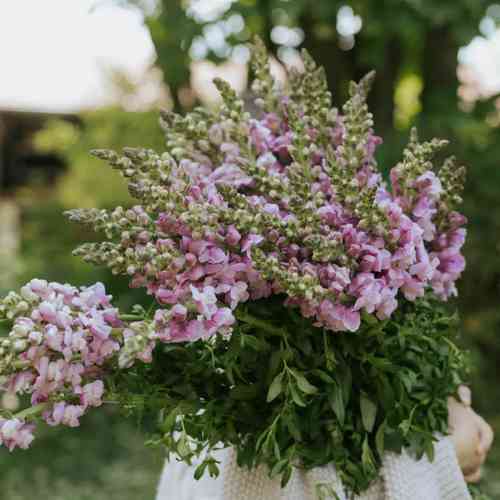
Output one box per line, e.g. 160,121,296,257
74,237,180,278
212,78,251,146
0,292,29,321
288,49,333,146
436,156,467,230
65,207,153,240
321,73,388,234
393,128,449,201
118,320,155,369
250,36,276,111
338,72,375,175
253,248,328,302
160,107,221,163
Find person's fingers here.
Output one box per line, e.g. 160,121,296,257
461,450,484,476
475,413,494,456
464,469,482,483
447,397,468,430
458,386,472,407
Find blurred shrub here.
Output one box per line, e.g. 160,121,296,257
33,107,165,208
0,108,168,499
0,408,162,500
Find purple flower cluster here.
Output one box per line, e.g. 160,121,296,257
148,224,268,342
63,62,465,346
0,279,122,449
116,114,465,340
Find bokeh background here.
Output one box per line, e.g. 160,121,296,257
0,1,499,498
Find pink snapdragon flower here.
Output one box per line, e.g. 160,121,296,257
116,109,466,343
0,280,131,450
0,418,35,451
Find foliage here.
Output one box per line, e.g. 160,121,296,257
33,108,165,209
14,106,168,305
0,408,162,500
5,1,500,498
0,107,168,499
120,0,489,116
116,6,500,423
0,41,476,496
115,296,467,494
122,3,500,490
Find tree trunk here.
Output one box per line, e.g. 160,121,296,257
420,26,458,130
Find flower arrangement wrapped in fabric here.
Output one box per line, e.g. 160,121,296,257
0,39,470,494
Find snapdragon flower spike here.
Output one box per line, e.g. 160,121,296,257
69,39,466,341
0,279,124,450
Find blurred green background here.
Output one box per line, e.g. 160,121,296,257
1,0,500,498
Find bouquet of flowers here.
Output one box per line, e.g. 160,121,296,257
0,40,470,495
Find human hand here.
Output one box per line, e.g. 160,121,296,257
448,386,494,483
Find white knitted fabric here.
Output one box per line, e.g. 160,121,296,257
156,437,471,500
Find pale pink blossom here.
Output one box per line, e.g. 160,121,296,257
82,381,104,408
0,418,35,450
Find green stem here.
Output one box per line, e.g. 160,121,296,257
14,402,50,421
323,329,334,371
0,318,12,330
235,310,285,337
119,314,144,322
111,328,125,339
12,360,31,370
145,301,157,320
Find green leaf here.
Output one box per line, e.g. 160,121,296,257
362,310,378,325
267,372,284,403
268,350,283,379
361,436,376,475
366,355,394,371
398,419,411,436
360,393,377,433
177,433,191,458
377,375,395,411
207,461,220,478
399,370,417,393
290,383,307,407
312,369,335,384
281,464,293,488
242,334,263,351
339,364,352,405
291,370,318,395
160,407,180,433
315,483,342,500
256,429,270,452
424,439,435,462
273,439,281,460
270,459,288,478
384,428,404,453
328,382,345,426
284,412,302,441
230,384,259,400
194,461,208,480
375,421,386,457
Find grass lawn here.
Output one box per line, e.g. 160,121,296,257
0,408,164,500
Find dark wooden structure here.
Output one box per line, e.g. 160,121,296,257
0,109,79,288
0,110,78,193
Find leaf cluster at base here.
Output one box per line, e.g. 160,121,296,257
109,296,468,495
